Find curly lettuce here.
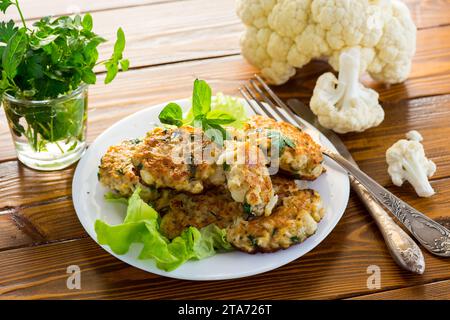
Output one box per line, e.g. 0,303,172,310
95,187,232,271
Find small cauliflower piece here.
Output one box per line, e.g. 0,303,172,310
386,131,436,197
217,141,277,217
310,47,384,133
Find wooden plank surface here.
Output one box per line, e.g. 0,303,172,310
349,279,450,300
1,180,450,299
1,0,450,300
6,0,450,31
4,0,178,21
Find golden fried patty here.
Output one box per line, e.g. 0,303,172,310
98,139,142,196
244,115,325,180
159,187,243,240
226,186,324,253
158,176,324,253
131,126,225,194
98,139,159,202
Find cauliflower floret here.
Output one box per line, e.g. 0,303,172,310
310,47,384,133
217,141,277,216
368,0,417,83
236,0,416,85
386,131,436,197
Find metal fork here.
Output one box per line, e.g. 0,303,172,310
239,75,450,258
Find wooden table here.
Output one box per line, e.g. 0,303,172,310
1,0,449,300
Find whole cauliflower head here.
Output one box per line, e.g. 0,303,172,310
236,0,416,85
310,47,384,133
386,131,436,197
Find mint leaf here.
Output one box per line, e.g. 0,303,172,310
159,103,183,127
104,61,118,84
120,59,129,71
103,28,127,84
82,13,93,32
205,109,236,125
204,122,226,146
2,28,28,78
0,0,13,13
192,79,211,117
113,27,126,60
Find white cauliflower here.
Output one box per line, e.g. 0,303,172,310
386,131,437,197
236,0,416,85
310,47,384,133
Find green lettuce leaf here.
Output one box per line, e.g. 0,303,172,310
95,187,232,272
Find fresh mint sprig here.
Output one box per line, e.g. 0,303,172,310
159,79,236,144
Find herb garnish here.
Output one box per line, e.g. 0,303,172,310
243,202,252,215
267,130,296,156
158,79,236,145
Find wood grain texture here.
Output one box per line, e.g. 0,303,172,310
407,0,450,29
8,0,243,71
0,161,74,208
5,0,450,31
1,182,450,300
0,174,449,298
3,0,178,21
349,279,450,300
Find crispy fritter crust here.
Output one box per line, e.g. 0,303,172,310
244,115,325,180
159,187,243,239
131,126,225,194
226,187,324,253
158,176,324,253
98,140,141,197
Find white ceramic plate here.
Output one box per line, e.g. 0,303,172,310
72,98,349,281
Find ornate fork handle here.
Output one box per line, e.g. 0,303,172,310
325,149,450,257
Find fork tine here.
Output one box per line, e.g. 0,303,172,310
254,74,307,129
242,84,273,119
239,87,264,116
249,79,292,123
254,74,288,109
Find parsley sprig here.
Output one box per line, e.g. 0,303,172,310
0,0,129,100
159,79,236,144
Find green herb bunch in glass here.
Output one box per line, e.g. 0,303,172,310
0,0,129,99
0,0,129,169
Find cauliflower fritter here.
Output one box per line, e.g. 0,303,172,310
159,187,243,239
226,178,324,253
245,115,325,180
131,126,226,194
218,141,277,216
98,139,141,197
158,176,324,253
98,139,161,202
